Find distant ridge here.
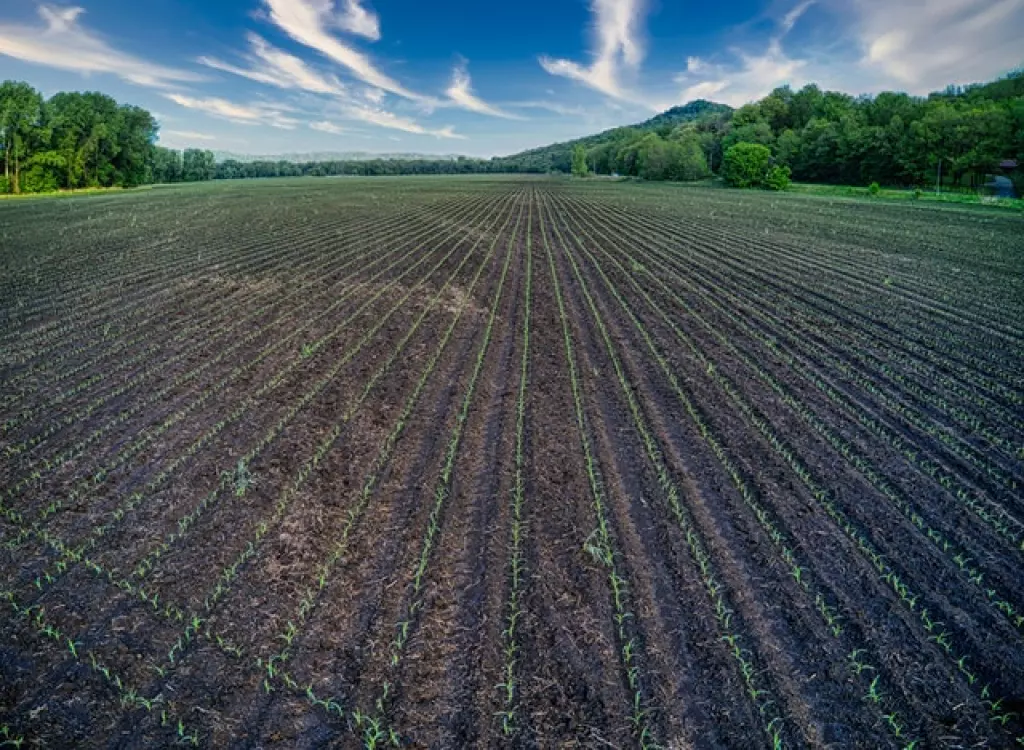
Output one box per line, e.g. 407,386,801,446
212,150,466,163
493,99,732,172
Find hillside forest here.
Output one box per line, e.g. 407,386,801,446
1,73,1022,194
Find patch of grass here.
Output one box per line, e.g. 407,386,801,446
789,182,1024,211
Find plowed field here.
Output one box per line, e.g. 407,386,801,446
1,177,1022,748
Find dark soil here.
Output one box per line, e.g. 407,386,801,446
1,177,1022,749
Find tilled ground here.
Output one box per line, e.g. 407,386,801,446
1,176,1022,749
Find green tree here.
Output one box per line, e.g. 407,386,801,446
152,146,184,183
722,142,772,188
183,148,216,181
764,165,791,190
0,81,44,193
571,143,588,177
114,105,158,186
21,150,64,193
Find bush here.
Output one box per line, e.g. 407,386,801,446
722,142,772,188
868,181,881,196
21,151,66,194
21,166,60,194
0,176,9,194
764,165,791,191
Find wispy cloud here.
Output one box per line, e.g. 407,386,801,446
310,120,346,134
539,0,648,102
780,0,816,35
199,33,346,96
445,61,522,119
164,92,300,129
852,0,1024,92
163,129,217,141
341,104,464,138
505,100,589,117
261,0,429,102
336,0,380,41
672,1,810,107
0,5,201,88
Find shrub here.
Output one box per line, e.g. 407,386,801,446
722,142,772,188
21,167,61,194
764,165,791,191
868,182,881,196
0,176,9,194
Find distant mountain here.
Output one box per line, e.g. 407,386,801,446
212,150,466,163
638,99,733,130
494,99,733,172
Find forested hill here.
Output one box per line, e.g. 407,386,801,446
492,100,732,173
496,71,1024,188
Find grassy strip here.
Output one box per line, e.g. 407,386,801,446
788,182,1024,211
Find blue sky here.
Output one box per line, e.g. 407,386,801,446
1,0,1022,157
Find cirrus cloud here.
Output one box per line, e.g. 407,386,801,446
0,4,201,89
198,33,347,96
539,0,649,104
445,62,522,119
261,0,430,103
163,92,300,129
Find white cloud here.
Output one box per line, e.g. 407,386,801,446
164,93,300,129
199,33,346,96
539,0,648,102
671,2,810,107
163,130,217,141
310,120,346,134
680,41,806,106
851,0,1024,92
446,62,521,119
780,0,816,35
261,0,429,102
506,100,589,117
362,87,386,104
336,0,380,41
342,104,464,138
0,4,201,89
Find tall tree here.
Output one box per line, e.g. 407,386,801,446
182,148,216,181
0,81,44,193
571,143,588,177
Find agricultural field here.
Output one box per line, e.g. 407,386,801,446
0,176,1022,749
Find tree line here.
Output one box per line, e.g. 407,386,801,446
2,72,1022,194
507,72,1024,192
